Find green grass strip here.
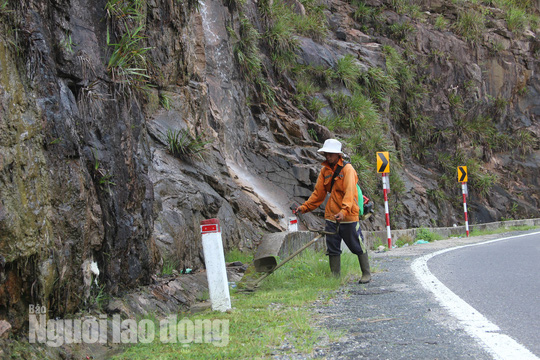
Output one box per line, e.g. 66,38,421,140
112,249,362,359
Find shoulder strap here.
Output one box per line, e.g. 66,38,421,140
329,165,342,191
330,162,349,191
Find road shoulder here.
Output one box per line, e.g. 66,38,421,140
308,232,524,359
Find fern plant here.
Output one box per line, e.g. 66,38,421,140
105,0,152,96
166,129,211,160
334,54,363,91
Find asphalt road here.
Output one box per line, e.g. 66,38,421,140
310,254,493,359
271,229,540,360
428,231,540,358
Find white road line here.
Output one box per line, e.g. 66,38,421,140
411,232,540,360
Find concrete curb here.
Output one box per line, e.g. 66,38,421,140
275,218,540,257
363,218,540,249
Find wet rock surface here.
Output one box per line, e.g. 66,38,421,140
1,0,540,338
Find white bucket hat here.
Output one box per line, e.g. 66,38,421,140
317,139,343,154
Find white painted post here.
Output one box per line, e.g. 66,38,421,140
382,173,392,248
200,218,231,312
462,183,469,237
288,217,298,232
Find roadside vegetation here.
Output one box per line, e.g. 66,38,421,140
165,128,211,161
105,0,152,97
225,0,539,223
463,224,538,237
383,223,539,249
112,249,362,359
340,0,539,223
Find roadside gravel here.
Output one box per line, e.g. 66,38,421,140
274,231,534,359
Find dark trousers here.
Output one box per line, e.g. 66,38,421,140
325,220,366,256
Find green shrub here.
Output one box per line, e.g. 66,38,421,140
294,78,319,102
488,39,505,55
528,13,540,31
263,0,328,75
230,15,277,106
225,248,253,264
0,0,8,13
335,54,363,90
166,129,211,160
306,97,326,114
266,4,299,56
161,258,179,276
160,93,171,110
327,91,380,127
383,46,414,88
293,64,335,87
352,0,375,22
390,0,423,18
292,0,328,41
506,7,527,33
105,0,152,96
389,171,405,196
256,77,277,106
435,151,455,173
395,234,414,247
231,16,263,82
454,9,486,42
389,21,416,41
426,188,449,208
472,172,498,198
415,227,443,242
371,236,386,250
434,15,449,30
513,129,537,155
360,66,399,106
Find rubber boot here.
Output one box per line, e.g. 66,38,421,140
358,253,371,284
329,255,341,277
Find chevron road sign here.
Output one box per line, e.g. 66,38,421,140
457,166,468,183
377,152,390,173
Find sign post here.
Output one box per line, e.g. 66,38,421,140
457,166,469,237
377,152,392,249
288,217,298,232
200,218,231,312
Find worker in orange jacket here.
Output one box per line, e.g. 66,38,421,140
293,139,371,284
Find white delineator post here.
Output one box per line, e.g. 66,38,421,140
288,217,298,232
462,182,469,237
382,173,392,248
200,218,231,312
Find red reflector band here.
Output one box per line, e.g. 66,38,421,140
201,224,219,233
200,218,220,234
289,219,298,224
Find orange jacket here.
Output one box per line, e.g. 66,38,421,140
299,158,360,222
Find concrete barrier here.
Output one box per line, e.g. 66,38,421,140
363,218,540,250
258,218,540,259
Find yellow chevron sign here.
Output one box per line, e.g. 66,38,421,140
377,152,390,173
457,166,468,183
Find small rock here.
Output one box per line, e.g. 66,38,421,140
227,261,243,267
0,320,12,339
0,203,5,223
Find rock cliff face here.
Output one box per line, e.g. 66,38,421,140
0,0,539,323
